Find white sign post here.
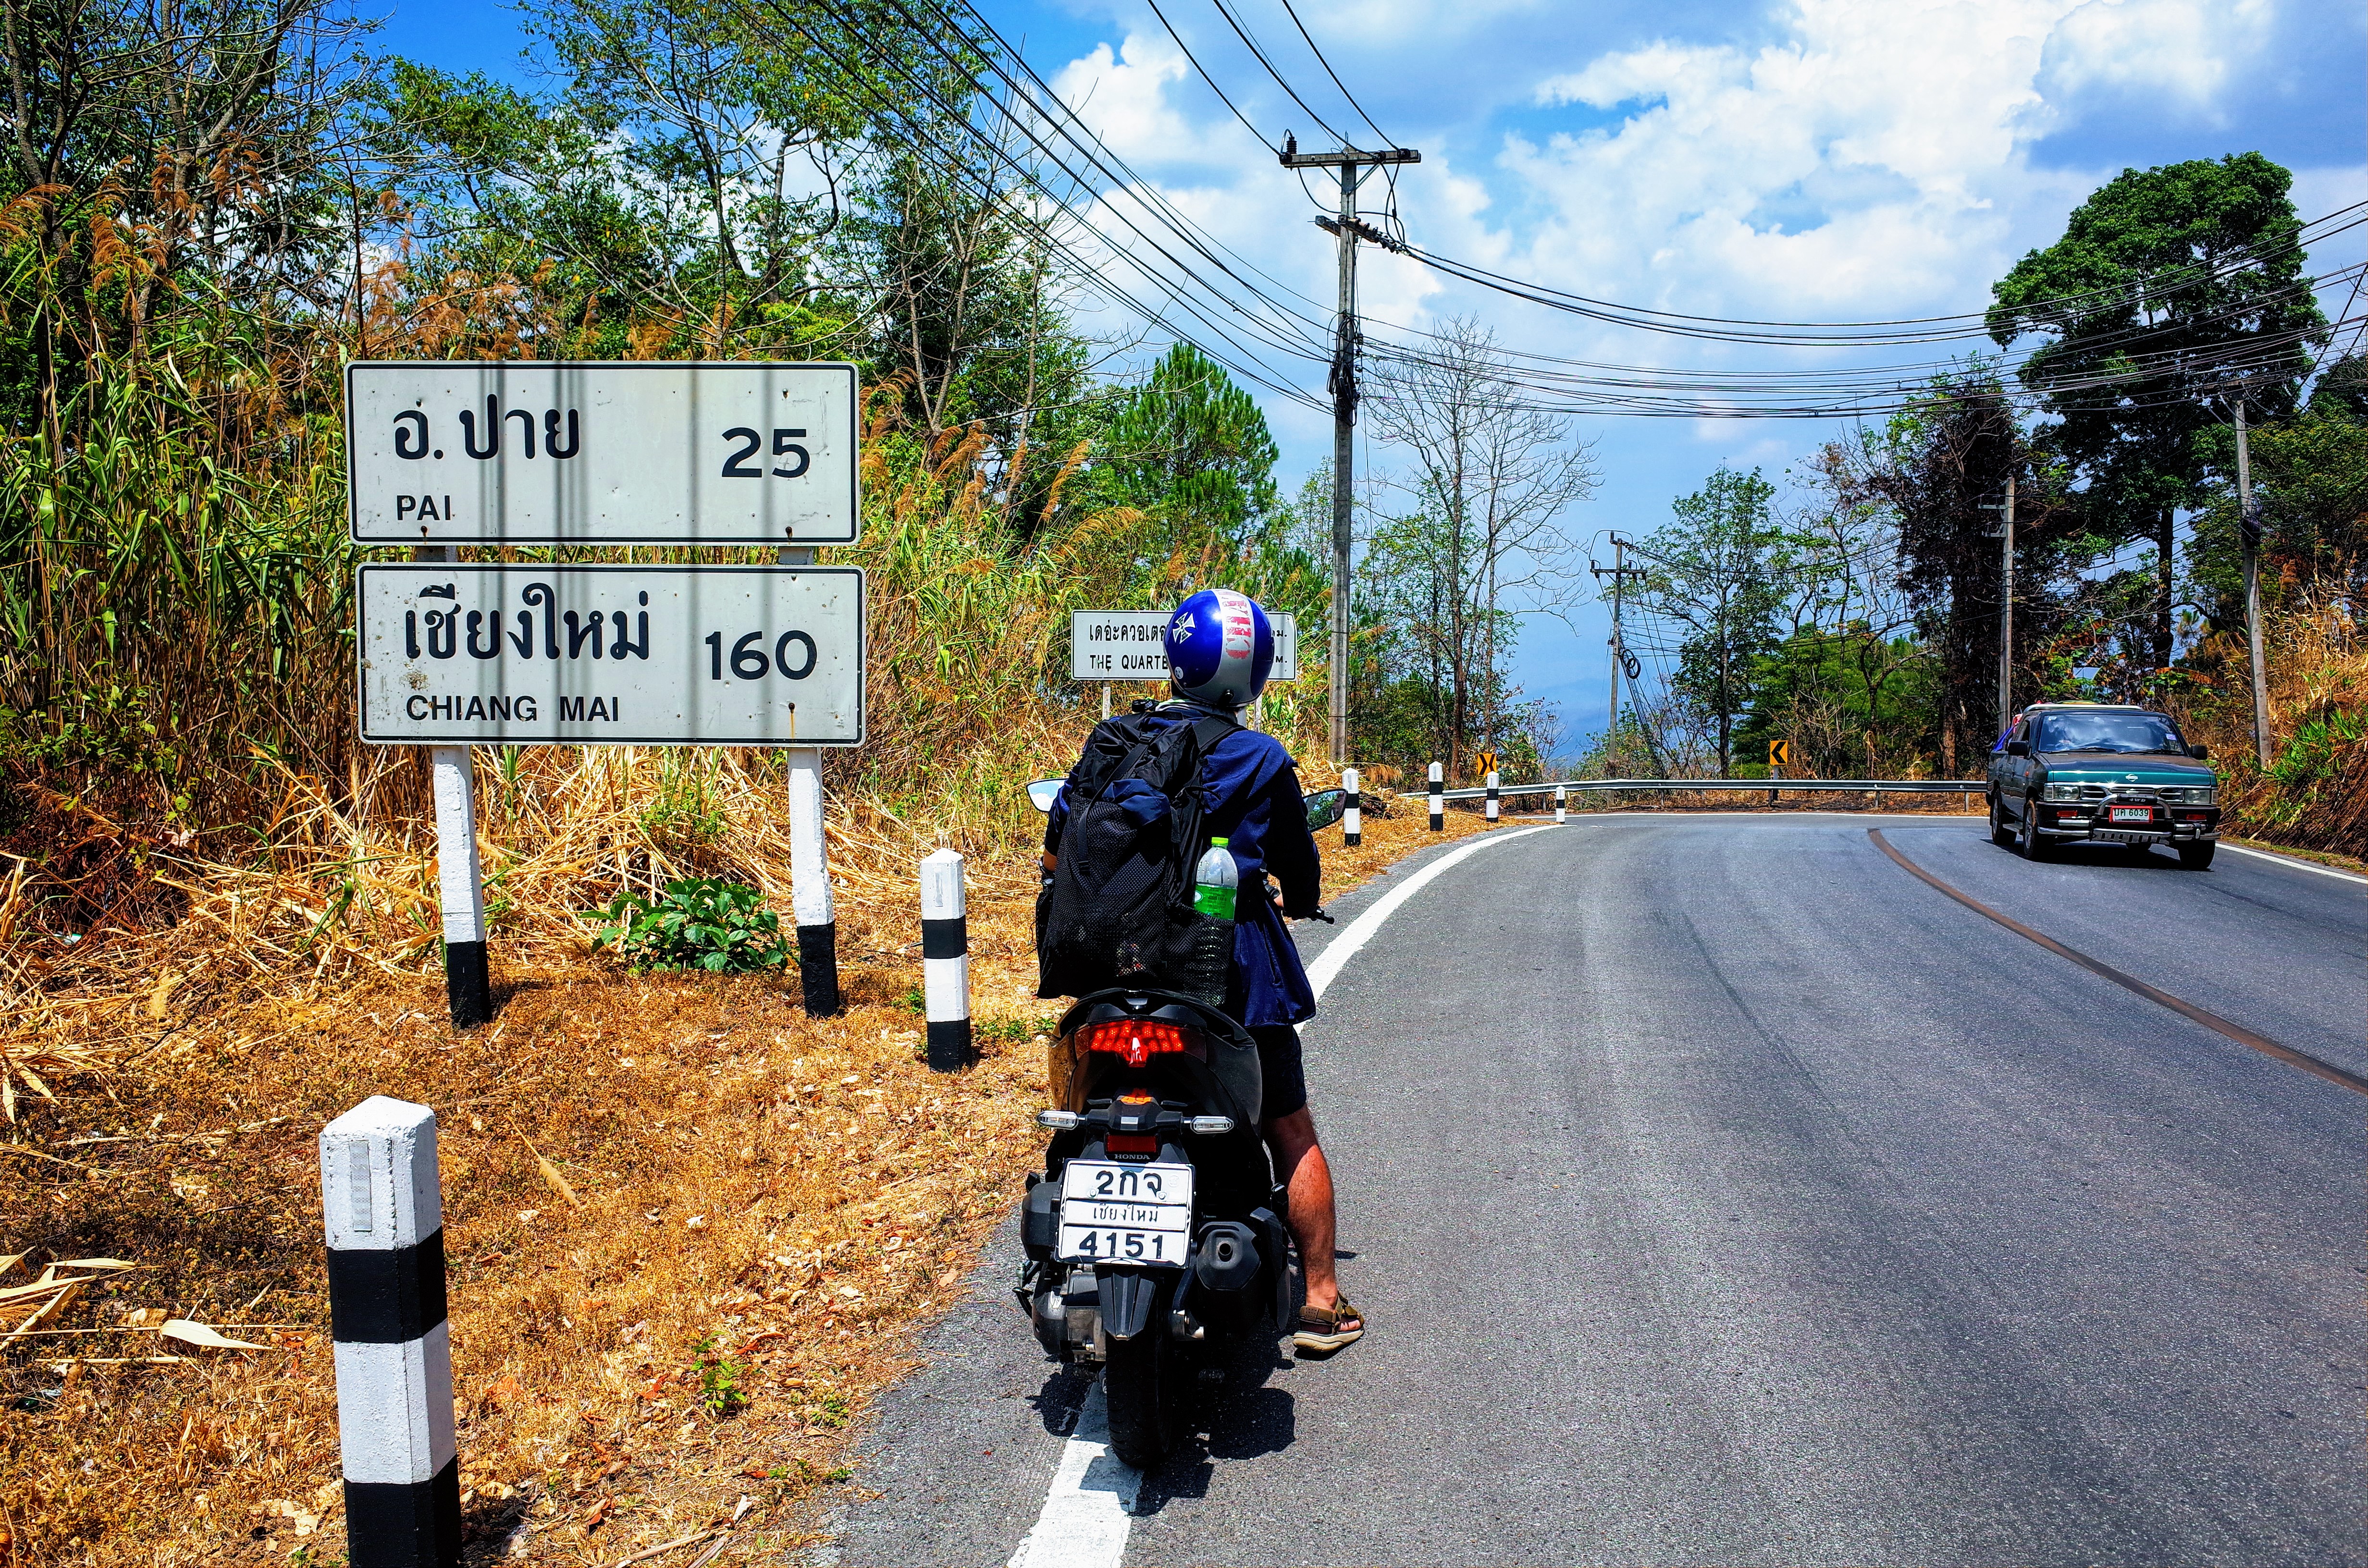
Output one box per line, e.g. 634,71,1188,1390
346,362,858,546
349,362,862,1028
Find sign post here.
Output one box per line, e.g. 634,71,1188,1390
350,362,862,1025
1768,737,1788,808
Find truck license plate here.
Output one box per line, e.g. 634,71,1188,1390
2109,806,2152,823
1057,1160,1193,1264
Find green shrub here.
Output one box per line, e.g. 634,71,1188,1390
590,878,789,974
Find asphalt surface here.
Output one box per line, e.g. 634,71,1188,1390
822,814,2366,1567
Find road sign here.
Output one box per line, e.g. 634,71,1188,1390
345,361,859,546
357,565,864,745
1474,750,1499,779
1069,611,1297,682
1769,738,1790,768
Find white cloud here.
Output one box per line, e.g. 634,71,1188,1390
2039,0,2276,110
1050,33,1195,161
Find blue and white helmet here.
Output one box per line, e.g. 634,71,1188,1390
1164,588,1273,710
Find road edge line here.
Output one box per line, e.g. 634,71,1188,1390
1005,1381,1139,1568
2217,842,2368,885
1867,829,2368,1099
1306,824,1560,1002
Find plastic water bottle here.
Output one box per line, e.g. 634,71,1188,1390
1192,838,1239,920
1185,838,1238,1007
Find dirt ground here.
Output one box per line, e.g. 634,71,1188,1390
0,799,1494,1567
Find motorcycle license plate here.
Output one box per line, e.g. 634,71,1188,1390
1057,1160,1193,1264
2109,806,2152,823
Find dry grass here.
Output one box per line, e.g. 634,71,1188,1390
0,787,1465,1567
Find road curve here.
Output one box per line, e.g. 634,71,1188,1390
825,814,2365,1568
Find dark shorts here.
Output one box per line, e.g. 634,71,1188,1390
1249,1024,1307,1123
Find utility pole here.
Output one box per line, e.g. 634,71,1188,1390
2234,397,2273,769
1280,134,1420,765
1591,534,1644,769
1980,472,2015,736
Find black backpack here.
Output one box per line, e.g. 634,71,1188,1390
1036,704,1239,1000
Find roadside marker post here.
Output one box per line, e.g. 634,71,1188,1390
920,848,972,1070
429,749,489,1029
1342,768,1361,847
1428,762,1443,832
1555,784,1566,826
321,1096,457,1568
1485,771,1501,824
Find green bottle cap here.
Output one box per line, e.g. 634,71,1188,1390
1211,837,1229,847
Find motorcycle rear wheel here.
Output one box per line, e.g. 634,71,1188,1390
1101,1278,1194,1470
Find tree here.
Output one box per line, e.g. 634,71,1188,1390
1103,341,1280,546
1987,153,2327,675
1634,467,1788,776
1364,316,1596,772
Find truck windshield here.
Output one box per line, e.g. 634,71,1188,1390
2035,711,2184,754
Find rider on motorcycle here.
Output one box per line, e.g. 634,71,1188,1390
1040,588,1365,1353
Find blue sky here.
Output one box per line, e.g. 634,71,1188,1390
372,0,2366,750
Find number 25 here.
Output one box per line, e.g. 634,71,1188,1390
721,427,810,478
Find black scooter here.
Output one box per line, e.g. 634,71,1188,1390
1017,780,1344,1469
1016,987,1291,1468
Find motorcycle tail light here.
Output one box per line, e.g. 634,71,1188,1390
1077,1019,1205,1067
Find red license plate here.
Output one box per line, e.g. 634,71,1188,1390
2109,806,2152,823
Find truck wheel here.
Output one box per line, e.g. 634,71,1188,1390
1101,1277,1193,1470
2019,799,2054,861
1988,794,2014,847
2178,842,2216,870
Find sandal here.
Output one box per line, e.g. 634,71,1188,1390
1293,1295,1366,1353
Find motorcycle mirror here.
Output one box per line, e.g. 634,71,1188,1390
1304,788,1345,831
1025,778,1062,814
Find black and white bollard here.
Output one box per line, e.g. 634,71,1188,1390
429,748,490,1029
1428,761,1443,833
322,1096,458,1568
1342,768,1361,848
920,847,972,1071
1485,770,1501,825
1555,784,1567,826
788,747,842,1017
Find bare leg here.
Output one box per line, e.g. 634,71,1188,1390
1263,1105,1352,1319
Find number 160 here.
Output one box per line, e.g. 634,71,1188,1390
704,630,819,680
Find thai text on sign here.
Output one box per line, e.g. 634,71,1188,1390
1069,611,1298,681
357,565,864,746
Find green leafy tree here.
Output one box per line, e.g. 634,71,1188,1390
1987,152,2327,674
1636,467,1788,776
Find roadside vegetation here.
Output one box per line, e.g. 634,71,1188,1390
1,0,2361,1557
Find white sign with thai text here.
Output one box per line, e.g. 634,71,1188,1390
345,361,859,546
357,565,864,746
1069,611,1297,682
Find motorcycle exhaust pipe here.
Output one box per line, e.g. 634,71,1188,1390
1193,1221,1261,1294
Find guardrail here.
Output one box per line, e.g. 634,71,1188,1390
1431,777,1983,802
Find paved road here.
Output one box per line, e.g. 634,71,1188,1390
825,815,2366,1567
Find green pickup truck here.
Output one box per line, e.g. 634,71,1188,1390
1986,703,2222,869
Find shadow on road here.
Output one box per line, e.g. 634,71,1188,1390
1131,1337,1298,1516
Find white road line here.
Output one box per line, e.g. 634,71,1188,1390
1305,824,1560,1001
2219,843,2368,885
1003,821,1563,1568
1005,1382,1139,1568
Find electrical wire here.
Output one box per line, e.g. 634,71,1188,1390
1272,0,1394,147
1138,0,1282,154
1203,0,1352,147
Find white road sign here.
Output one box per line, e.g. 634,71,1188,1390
1070,611,1297,682
345,361,859,546
358,565,864,746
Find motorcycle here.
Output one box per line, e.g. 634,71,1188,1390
1018,780,1343,1469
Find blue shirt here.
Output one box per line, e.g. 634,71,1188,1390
1044,705,1321,1027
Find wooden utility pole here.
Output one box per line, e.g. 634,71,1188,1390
1280,135,1419,765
